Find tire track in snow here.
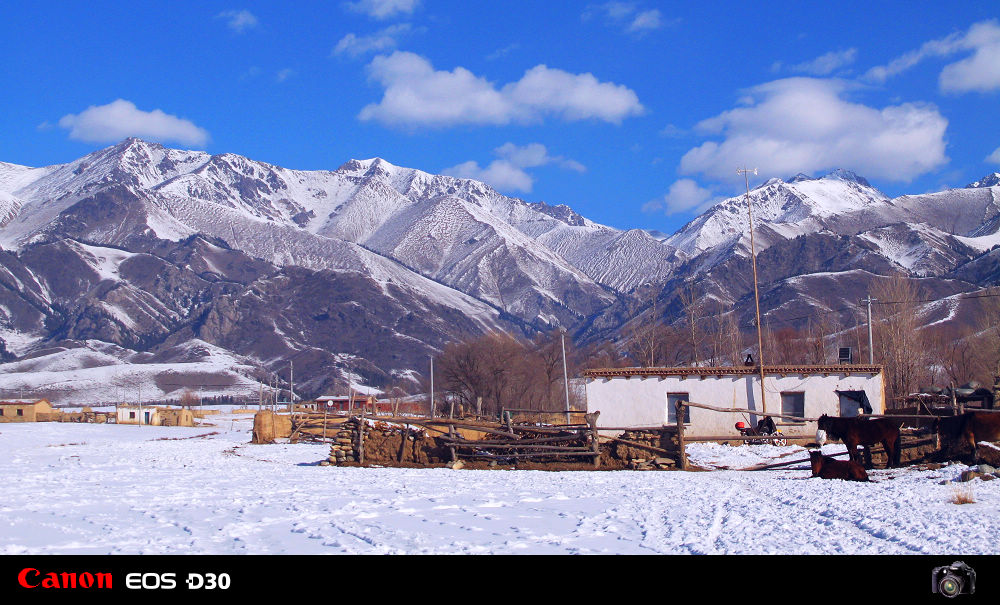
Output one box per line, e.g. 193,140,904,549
700,483,741,554
728,473,930,554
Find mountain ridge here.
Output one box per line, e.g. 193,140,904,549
2,138,1000,402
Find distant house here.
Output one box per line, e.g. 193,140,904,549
584,365,885,438
116,405,160,426
315,395,377,413
0,399,56,423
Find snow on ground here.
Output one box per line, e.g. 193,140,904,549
1,417,998,555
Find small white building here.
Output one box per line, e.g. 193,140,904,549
584,364,885,438
116,405,160,426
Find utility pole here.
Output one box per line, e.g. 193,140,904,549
862,295,877,364
739,166,768,417
561,327,571,424
429,355,435,418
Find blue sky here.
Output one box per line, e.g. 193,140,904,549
2,1,999,233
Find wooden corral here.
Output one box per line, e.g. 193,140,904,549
251,410,293,444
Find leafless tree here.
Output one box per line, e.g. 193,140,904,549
871,275,932,405
679,282,704,366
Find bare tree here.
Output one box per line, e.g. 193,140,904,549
871,275,932,405
679,282,703,366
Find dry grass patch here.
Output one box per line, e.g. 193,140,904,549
950,484,976,505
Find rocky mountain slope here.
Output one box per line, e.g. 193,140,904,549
2,138,999,402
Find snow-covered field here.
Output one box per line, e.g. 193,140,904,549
1,414,998,555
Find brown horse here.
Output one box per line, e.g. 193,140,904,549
936,411,1000,462
816,414,903,468
809,450,869,482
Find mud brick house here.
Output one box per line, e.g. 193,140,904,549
0,399,56,422
116,405,160,426
584,365,885,438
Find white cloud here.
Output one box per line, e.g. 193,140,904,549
345,0,419,20
939,21,1000,93
359,51,644,128
334,24,413,57
58,99,210,147
443,160,534,193
627,9,663,34
443,143,586,193
276,68,294,83
865,20,1000,93
217,9,259,33
659,124,687,138
584,3,671,35
494,142,587,173
988,146,1000,165
643,179,717,215
784,48,857,76
678,78,948,183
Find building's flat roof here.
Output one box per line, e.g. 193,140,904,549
583,365,883,379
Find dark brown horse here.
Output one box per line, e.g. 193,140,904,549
809,450,869,482
816,414,903,468
936,411,1000,462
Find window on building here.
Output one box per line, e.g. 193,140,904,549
781,392,805,420
129,411,136,419
16,408,24,416
667,393,691,424
0,408,4,416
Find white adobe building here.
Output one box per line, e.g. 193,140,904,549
116,405,159,426
584,364,885,438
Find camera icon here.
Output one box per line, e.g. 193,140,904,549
931,561,976,598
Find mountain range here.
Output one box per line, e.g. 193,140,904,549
1,138,998,403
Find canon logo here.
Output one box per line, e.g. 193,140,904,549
17,568,113,589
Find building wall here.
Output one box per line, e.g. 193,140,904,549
0,400,54,423
586,371,884,437
116,407,160,425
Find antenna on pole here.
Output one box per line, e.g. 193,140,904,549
738,166,767,417
861,295,878,364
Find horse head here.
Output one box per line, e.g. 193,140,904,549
808,450,824,476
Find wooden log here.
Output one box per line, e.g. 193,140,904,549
682,435,806,442
680,399,817,423
450,443,593,451
458,451,602,460
448,424,458,462
587,411,601,468
743,450,850,471
676,400,687,470
358,414,366,465
438,434,583,446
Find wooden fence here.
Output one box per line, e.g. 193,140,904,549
672,399,956,470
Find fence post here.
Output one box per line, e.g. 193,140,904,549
586,411,601,468
676,400,687,470
448,424,458,462
358,412,366,465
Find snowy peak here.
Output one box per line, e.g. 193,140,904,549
666,169,888,257
527,201,589,227
824,168,873,188
967,173,1000,188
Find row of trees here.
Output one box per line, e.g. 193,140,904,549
616,276,1000,406
402,275,1000,414
428,330,583,418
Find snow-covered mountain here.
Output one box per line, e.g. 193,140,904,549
3,138,1000,401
